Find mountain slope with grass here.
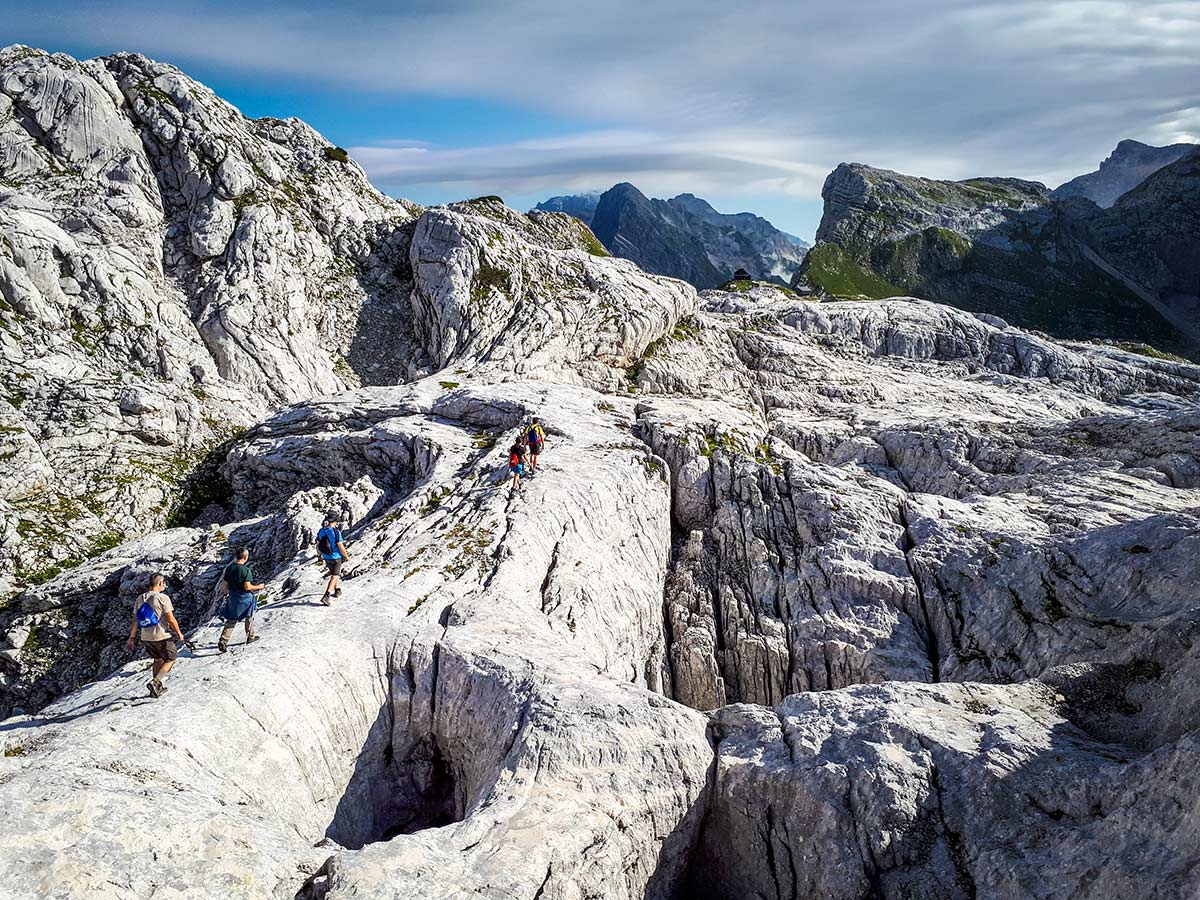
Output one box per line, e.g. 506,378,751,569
794,161,1196,358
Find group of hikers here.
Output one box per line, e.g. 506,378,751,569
507,417,547,494
126,510,352,699
127,418,545,699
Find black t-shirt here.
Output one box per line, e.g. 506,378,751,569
224,563,253,592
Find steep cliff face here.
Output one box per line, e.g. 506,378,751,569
542,184,808,288
1051,139,1196,208
795,161,1192,356
4,45,1200,900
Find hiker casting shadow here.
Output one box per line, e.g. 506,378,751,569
126,572,186,699
219,547,263,653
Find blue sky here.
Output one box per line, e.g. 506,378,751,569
7,0,1199,240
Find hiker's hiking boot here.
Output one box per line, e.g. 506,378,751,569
147,679,166,698
218,638,229,653
246,633,260,645
321,593,332,606
334,587,342,598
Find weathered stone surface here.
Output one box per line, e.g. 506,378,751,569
3,43,1200,900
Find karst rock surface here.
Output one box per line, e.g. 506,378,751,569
3,47,1200,900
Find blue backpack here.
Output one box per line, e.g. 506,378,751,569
136,600,161,629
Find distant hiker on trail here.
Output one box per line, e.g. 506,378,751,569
507,438,527,495
219,547,263,653
126,573,186,699
525,417,546,475
317,513,350,606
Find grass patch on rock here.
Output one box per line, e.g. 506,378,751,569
802,244,905,300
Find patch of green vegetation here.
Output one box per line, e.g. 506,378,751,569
69,315,96,351
438,381,460,390
323,146,350,164
471,260,510,304
190,384,208,401
580,230,610,257
3,744,26,758
135,78,176,107
333,356,353,378
672,316,701,340
803,244,905,300
472,430,497,450
419,487,450,516
1112,342,1190,363
232,190,263,217
164,435,243,528
441,521,495,579
407,593,431,615
469,195,503,204
596,400,615,412
699,431,740,458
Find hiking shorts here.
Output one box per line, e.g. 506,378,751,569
528,441,541,456
510,463,523,476
143,639,178,662
324,557,343,576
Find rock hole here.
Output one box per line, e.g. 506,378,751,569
322,706,461,850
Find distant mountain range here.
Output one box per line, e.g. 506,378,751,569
535,185,809,288
1050,139,1196,208
794,140,1199,357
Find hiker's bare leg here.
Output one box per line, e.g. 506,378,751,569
157,659,174,680
244,619,255,640
219,622,235,643
151,660,164,681
326,573,339,595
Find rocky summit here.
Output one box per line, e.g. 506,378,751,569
1051,139,1197,209
2,46,1200,900
538,183,809,288
795,154,1200,358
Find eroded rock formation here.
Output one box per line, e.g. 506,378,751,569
2,45,1199,900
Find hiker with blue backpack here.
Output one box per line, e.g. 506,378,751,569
218,547,264,653
316,513,350,606
525,417,546,475
126,573,186,698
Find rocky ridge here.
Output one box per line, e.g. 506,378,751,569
795,157,1198,357
2,47,1200,900
538,183,809,288
1051,139,1196,208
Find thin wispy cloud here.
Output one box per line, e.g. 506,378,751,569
8,0,1199,228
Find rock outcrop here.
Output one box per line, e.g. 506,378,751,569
543,183,808,288
1051,138,1196,208
0,44,422,595
795,160,1197,358
3,45,1200,900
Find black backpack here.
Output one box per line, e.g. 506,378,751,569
318,529,337,556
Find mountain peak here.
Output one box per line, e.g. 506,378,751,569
1052,138,1197,207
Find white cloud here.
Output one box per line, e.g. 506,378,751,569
9,0,1199,199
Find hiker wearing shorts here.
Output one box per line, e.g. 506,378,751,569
507,439,526,495
218,547,263,653
317,513,350,606
126,573,185,698
526,417,546,474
